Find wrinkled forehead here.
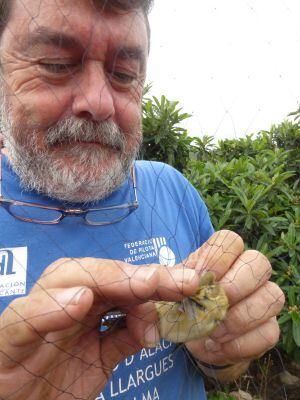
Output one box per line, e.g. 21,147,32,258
3,0,148,56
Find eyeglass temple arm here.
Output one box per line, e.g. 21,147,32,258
131,165,138,203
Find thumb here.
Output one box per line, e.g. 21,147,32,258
0,287,94,367
99,328,144,377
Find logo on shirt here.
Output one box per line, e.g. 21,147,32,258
124,237,176,267
0,247,28,297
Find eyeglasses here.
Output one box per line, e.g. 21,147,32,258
0,151,138,225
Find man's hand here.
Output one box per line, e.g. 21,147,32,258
0,258,200,399
185,230,285,381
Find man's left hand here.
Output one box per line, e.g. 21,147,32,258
184,230,285,370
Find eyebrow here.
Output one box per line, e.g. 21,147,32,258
24,27,84,52
22,26,147,70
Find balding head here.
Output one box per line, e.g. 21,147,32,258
0,0,153,40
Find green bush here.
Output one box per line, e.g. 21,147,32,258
141,93,300,361
140,94,194,171
185,147,300,361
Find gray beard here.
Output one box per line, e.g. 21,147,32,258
0,97,141,203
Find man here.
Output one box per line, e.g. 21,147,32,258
0,1,284,399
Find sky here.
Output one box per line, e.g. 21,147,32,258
147,0,300,140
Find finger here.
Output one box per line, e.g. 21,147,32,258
99,328,143,381
219,249,272,306
126,302,160,348
211,281,285,342
152,266,200,301
185,230,244,280
186,316,280,366
59,328,143,397
0,287,94,367
202,316,280,365
32,258,200,304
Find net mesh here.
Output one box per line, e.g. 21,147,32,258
0,1,298,400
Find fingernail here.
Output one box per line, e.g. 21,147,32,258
204,339,222,352
172,269,198,284
143,323,160,348
135,267,157,283
56,287,88,306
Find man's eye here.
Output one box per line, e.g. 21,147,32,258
111,71,136,86
40,63,77,74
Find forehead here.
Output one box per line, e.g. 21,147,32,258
4,0,148,55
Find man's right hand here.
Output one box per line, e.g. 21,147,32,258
0,258,199,400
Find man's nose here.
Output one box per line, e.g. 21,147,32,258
72,62,115,121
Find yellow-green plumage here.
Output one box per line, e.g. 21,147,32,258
155,272,229,343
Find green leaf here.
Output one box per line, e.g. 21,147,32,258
292,318,300,346
216,201,232,230
287,287,296,306
278,313,291,325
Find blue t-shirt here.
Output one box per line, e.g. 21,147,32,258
0,158,214,400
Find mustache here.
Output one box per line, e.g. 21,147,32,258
45,117,126,152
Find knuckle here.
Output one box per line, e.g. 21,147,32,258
89,262,108,285
260,256,272,276
225,230,244,248
218,229,239,238
227,307,247,331
213,230,245,249
242,249,262,261
71,258,94,275
4,297,25,320
42,257,73,276
265,281,285,310
263,320,280,346
242,250,272,276
92,259,132,292
0,298,26,345
270,325,280,345
223,336,243,359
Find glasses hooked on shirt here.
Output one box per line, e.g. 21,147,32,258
0,151,138,226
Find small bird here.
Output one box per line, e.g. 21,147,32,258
100,271,229,343
155,271,229,343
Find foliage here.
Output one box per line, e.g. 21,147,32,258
141,92,300,362
289,104,300,122
185,143,300,361
140,94,194,171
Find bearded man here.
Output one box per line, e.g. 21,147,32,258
0,1,284,399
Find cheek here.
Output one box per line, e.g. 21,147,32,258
114,95,142,139
8,84,73,130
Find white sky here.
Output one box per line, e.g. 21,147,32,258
147,0,300,140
